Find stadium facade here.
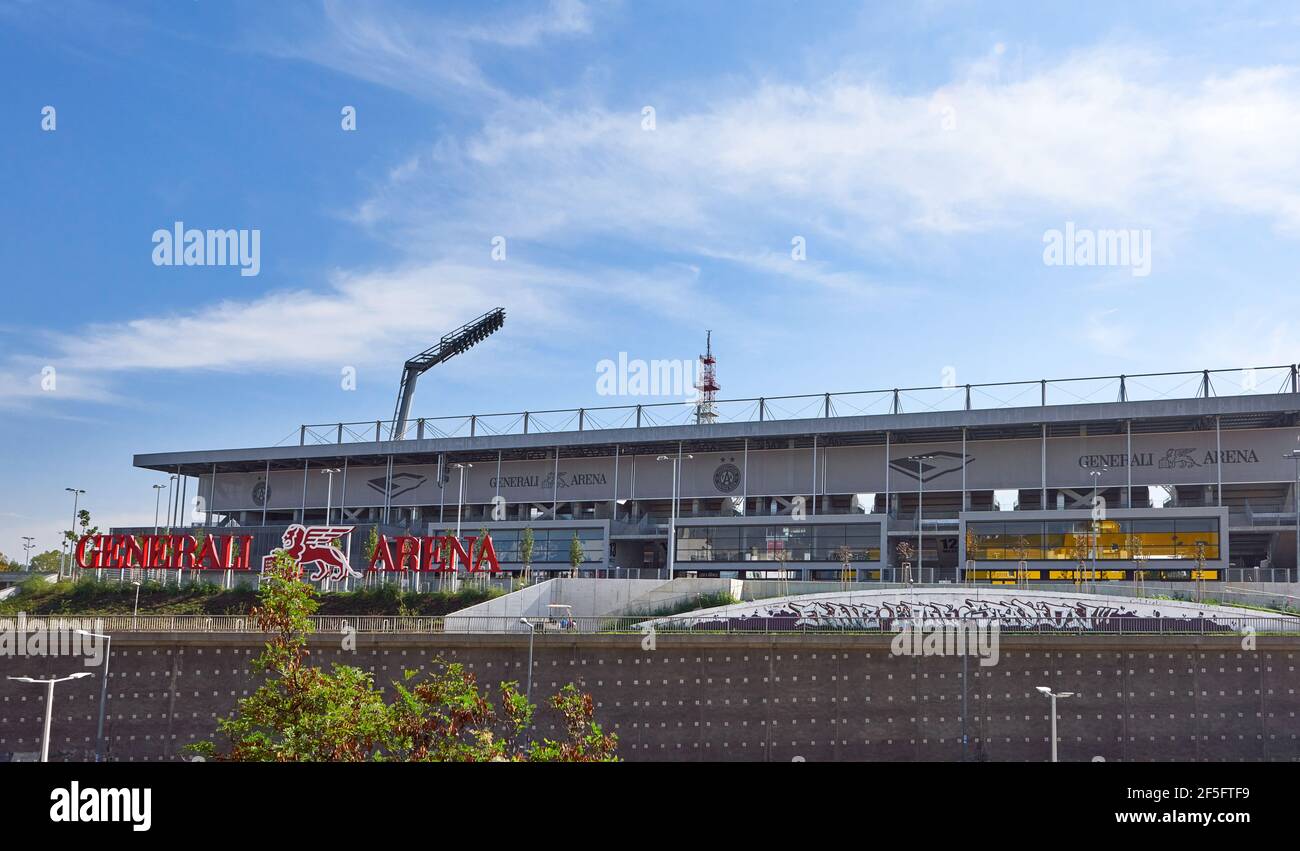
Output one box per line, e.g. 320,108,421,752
129,364,1300,583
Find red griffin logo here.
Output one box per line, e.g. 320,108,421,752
262,525,358,582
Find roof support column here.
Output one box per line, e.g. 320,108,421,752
1040,423,1047,509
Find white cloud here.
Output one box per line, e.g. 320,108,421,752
348,48,1300,264
253,0,593,103
0,256,720,406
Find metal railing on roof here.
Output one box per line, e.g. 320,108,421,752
293,363,1300,446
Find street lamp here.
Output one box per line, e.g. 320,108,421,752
656,454,693,580
62,487,85,578
76,630,113,762
451,463,472,591
152,483,166,536
131,580,142,630
7,672,93,762
21,536,35,571
907,455,934,583
1283,447,1300,582
1089,467,1107,591
320,468,343,591
1036,686,1074,762
321,468,341,524
520,617,536,704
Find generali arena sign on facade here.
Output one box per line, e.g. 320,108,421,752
74,526,500,577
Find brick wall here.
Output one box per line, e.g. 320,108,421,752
1,633,1296,762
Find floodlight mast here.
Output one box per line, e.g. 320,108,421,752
390,307,506,440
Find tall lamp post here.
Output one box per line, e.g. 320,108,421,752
76,630,113,762
657,453,693,580
321,468,342,591
907,455,934,583
451,463,472,591
1036,686,1074,762
7,672,92,762
62,487,85,578
1089,467,1107,591
21,536,35,571
131,580,142,630
1284,448,1300,582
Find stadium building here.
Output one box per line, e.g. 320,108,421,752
126,359,1300,585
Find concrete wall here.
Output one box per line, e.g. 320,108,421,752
1,632,1296,762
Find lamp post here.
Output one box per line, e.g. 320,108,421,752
1036,686,1074,762
1284,448,1300,582
657,454,693,579
131,580,142,630
907,455,934,583
76,630,112,762
1089,467,1107,592
451,463,472,591
21,536,34,571
520,617,536,704
62,487,85,578
7,672,93,762
321,468,342,591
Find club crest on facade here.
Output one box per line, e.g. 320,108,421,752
366,472,427,498
262,525,358,582
713,461,741,493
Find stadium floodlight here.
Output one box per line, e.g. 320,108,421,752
1036,687,1075,762
390,307,506,439
7,672,93,762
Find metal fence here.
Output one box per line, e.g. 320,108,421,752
295,363,1300,445
7,613,1294,635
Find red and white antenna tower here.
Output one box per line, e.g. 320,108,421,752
694,330,720,424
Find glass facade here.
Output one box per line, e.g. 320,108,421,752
676,523,882,563
487,528,604,564
965,517,1221,561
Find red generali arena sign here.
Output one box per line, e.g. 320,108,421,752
75,525,501,578
76,533,256,571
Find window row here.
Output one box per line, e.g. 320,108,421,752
675,524,883,563
965,518,1221,561
485,528,604,563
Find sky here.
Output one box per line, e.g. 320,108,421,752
2,0,1300,562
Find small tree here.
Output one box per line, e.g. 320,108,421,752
569,532,584,579
520,527,535,584
833,544,854,590
477,526,491,588
188,550,617,762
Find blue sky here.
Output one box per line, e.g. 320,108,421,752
3,0,1300,561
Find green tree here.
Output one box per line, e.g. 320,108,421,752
520,527,535,584
569,532,583,578
189,550,616,762
29,550,62,573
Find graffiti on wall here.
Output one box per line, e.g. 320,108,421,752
650,593,1268,632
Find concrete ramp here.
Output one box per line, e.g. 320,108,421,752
444,577,741,632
